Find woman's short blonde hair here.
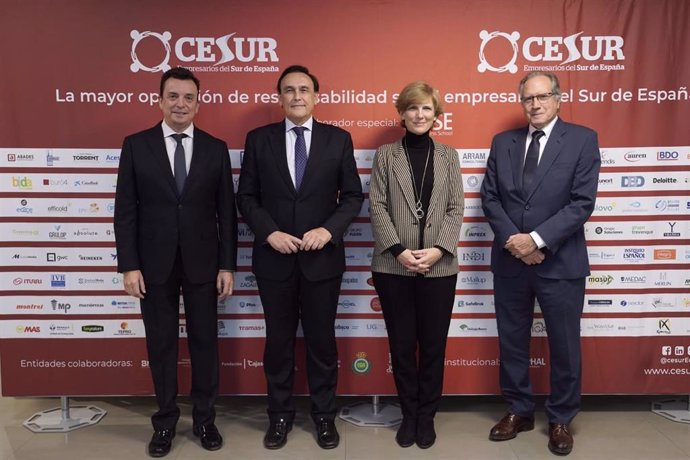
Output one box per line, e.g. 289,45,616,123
395,81,443,126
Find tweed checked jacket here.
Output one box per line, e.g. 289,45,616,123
369,138,464,277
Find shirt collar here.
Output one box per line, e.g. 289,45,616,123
529,116,558,139
285,117,314,133
162,121,195,139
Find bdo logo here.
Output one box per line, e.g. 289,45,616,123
657,151,679,161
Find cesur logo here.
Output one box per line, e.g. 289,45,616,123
478,30,624,74
130,30,279,73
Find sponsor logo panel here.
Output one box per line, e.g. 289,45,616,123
462,223,493,241
1,173,116,192
449,319,498,337
591,147,689,167
345,247,374,266
1,248,117,267
587,270,688,289
353,149,375,169
587,246,685,264
458,150,488,167
1,198,115,217
455,295,495,312
0,273,124,292
595,172,688,191
585,222,689,240
343,223,373,242
0,320,145,338
457,272,493,290
584,294,685,313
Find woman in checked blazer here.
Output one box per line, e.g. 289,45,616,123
369,81,464,449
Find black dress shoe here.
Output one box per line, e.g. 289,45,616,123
315,418,340,449
193,423,223,451
395,417,416,448
263,418,292,449
489,412,535,441
416,418,436,449
148,429,175,458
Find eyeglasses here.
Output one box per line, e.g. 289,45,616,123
520,92,556,106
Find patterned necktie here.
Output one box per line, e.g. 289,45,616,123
171,133,187,194
293,126,307,190
522,130,544,195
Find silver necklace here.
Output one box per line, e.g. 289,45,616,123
402,137,431,219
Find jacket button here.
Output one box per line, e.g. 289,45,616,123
525,204,530,210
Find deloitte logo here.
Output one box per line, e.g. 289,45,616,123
352,352,371,375
477,30,625,74
130,30,279,73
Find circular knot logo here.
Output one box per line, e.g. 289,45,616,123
130,30,172,73
477,30,520,74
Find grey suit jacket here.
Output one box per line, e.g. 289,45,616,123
369,138,464,277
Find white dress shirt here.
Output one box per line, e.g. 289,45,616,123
525,116,559,249
161,121,194,176
284,117,313,187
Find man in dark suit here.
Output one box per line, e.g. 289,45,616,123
114,67,237,458
480,71,600,456
237,65,363,450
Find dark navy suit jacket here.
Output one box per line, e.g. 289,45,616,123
480,118,601,279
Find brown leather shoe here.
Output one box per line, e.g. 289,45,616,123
548,423,573,455
489,413,534,441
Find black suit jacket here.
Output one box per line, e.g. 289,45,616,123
114,123,237,284
236,120,363,281
480,118,600,279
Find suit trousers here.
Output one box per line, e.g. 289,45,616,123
373,272,456,421
140,249,219,430
494,268,585,424
257,267,342,422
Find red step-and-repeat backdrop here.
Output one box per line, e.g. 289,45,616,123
1,0,689,396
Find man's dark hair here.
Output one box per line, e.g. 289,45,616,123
159,67,200,96
276,65,320,93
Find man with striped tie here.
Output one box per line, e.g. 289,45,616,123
237,65,363,450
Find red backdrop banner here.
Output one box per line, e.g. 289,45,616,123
1,0,689,396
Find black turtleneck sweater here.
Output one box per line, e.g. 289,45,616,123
388,130,435,257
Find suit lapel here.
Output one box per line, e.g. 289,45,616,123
146,123,179,197
510,129,528,195
299,121,327,193
184,127,208,199
525,118,566,201
269,121,296,196
426,140,448,218
391,139,421,216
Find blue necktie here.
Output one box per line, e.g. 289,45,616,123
172,133,187,194
522,130,544,195
293,126,307,191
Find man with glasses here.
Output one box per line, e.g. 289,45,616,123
480,71,600,456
